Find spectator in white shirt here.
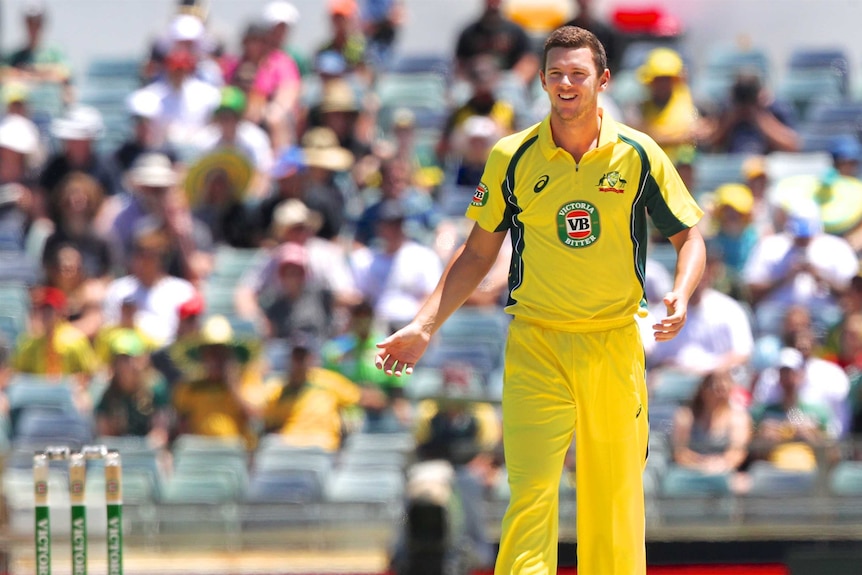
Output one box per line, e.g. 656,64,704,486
234,198,360,330
648,247,754,376
351,199,443,332
753,326,851,438
132,46,221,148
743,207,858,336
102,222,195,346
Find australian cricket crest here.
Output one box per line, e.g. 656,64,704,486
471,182,490,207
557,201,600,248
598,171,626,193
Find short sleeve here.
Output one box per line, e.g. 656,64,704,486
465,144,511,233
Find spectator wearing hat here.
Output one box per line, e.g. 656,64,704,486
2,0,71,94
93,294,159,367
453,0,538,87
171,315,262,449
132,45,222,148
263,1,312,78
13,286,98,392
111,90,180,184
102,222,197,346
222,20,301,149
257,146,307,234
451,115,501,187
39,106,115,219
354,157,439,247
316,0,368,77
306,78,371,161
753,318,851,439
261,242,334,339
185,160,260,249
351,198,444,332
0,113,41,256
743,204,857,338
145,10,223,87
262,331,386,452
769,135,862,250
235,198,360,329
625,47,699,165
750,347,837,471
739,155,775,237
0,86,43,171
107,153,212,279
700,71,800,155
191,86,274,197
436,55,516,163
817,135,862,249
107,153,177,255
706,183,761,292
95,330,171,448
300,126,356,239
0,111,40,184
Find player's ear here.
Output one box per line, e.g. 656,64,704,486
599,69,610,91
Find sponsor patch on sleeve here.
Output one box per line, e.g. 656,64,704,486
471,182,490,207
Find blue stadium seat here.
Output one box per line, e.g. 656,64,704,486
661,466,731,498
788,48,850,95
245,468,323,503
325,468,404,504
747,461,816,497
828,460,862,496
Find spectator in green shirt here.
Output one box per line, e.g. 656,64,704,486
321,299,412,432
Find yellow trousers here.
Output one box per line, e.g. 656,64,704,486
495,319,649,575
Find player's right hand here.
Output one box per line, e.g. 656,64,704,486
374,322,431,377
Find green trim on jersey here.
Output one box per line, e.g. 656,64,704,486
618,134,651,306
501,135,539,308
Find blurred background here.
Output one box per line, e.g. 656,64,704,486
0,0,862,574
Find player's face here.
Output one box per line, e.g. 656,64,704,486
540,46,609,123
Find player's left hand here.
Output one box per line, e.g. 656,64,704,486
652,291,688,342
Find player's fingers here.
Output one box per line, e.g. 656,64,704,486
375,353,391,370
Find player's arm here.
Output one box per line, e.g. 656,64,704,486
375,223,507,376
652,224,706,342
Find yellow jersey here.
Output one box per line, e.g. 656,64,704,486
262,367,362,453
466,110,703,332
13,322,98,376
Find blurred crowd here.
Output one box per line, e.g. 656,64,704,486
2,1,862,558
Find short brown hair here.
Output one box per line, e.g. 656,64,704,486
543,25,607,74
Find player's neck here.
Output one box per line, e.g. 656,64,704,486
550,111,602,164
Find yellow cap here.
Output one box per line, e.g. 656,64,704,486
714,183,754,215
637,48,685,84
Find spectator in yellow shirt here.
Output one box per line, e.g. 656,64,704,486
171,315,261,449
13,285,98,413
13,286,97,379
262,332,386,452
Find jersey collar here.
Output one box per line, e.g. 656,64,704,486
538,107,620,161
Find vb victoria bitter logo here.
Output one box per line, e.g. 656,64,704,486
557,201,601,248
